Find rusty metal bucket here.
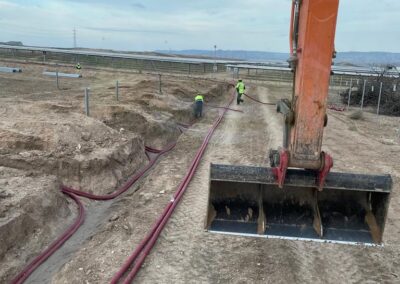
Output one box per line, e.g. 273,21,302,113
205,164,392,245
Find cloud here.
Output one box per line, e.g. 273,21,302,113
83,26,179,35
0,0,399,52
132,3,145,9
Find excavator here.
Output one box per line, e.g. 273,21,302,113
205,0,392,244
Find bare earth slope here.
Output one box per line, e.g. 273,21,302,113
125,84,399,283
1,61,399,283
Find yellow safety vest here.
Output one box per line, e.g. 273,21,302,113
195,95,204,102
236,82,245,94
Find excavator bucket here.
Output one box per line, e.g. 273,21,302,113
205,164,392,245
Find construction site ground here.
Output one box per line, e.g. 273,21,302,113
1,61,400,283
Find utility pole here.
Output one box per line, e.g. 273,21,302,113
213,44,217,73
73,28,77,48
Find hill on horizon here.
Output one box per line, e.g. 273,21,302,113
2,40,399,66
156,49,400,66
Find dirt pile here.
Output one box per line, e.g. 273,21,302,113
99,79,231,148
0,61,231,282
349,109,364,120
0,103,147,195
51,83,233,284
95,103,183,149
0,167,72,283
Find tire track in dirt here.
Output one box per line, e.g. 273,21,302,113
256,84,400,284
50,81,400,283
50,99,225,283
135,83,400,284
134,85,302,283
143,83,400,284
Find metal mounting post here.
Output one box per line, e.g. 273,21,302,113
56,71,59,90
347,78,352,111
84,88,90,116
116,80,119,101
159,74,162,95
360,79,367,110
377,82,383,115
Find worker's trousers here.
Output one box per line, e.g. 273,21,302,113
237,93,244,105
194,101,203,118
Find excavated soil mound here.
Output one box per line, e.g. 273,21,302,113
94,104,182,149
0,64,231,282
0,103,147,195
0,167,72,283
134,79,159,91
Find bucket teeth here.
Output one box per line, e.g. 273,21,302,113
257,187,266,235
206,164,392,245
312,191,323,237
361,193,382,243
225,206,231,216
206,204,217,230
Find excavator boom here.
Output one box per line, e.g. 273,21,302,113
290,0,338,169
205,0,392,245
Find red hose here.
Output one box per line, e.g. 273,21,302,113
176,120,195,129
327,105,345,112
243,93,275,105
111,88,236,283
11,86,234,283
205,104,243,113
144,146,162,154
10,191,85,284
10,144,176,283
62,143,176,200
124,110,226,283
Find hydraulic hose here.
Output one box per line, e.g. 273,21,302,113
10,191,85,284
62,143,176,200
10,143,176,283
176,119,196,129
144,146,163,154
327,105,345,112
205,104,243,113
111,87,236,284
124,108,228,283
11,83,235,284
243,93,275,105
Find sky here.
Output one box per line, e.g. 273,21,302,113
0,0,399,53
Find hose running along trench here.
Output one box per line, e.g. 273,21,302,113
10,191,85,284
243,93,275,105
10,143,176,284
11,84,238,284
62,143,176,200
204,104,243,113
111,87,237,283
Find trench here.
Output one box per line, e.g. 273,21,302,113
27,201,112,283
6,81,232,283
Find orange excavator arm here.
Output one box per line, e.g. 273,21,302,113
206,0,392,245
271,0,339,189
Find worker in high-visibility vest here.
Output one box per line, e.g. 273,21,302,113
236,79,245,105
75,62,81,70
194,94,204,118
